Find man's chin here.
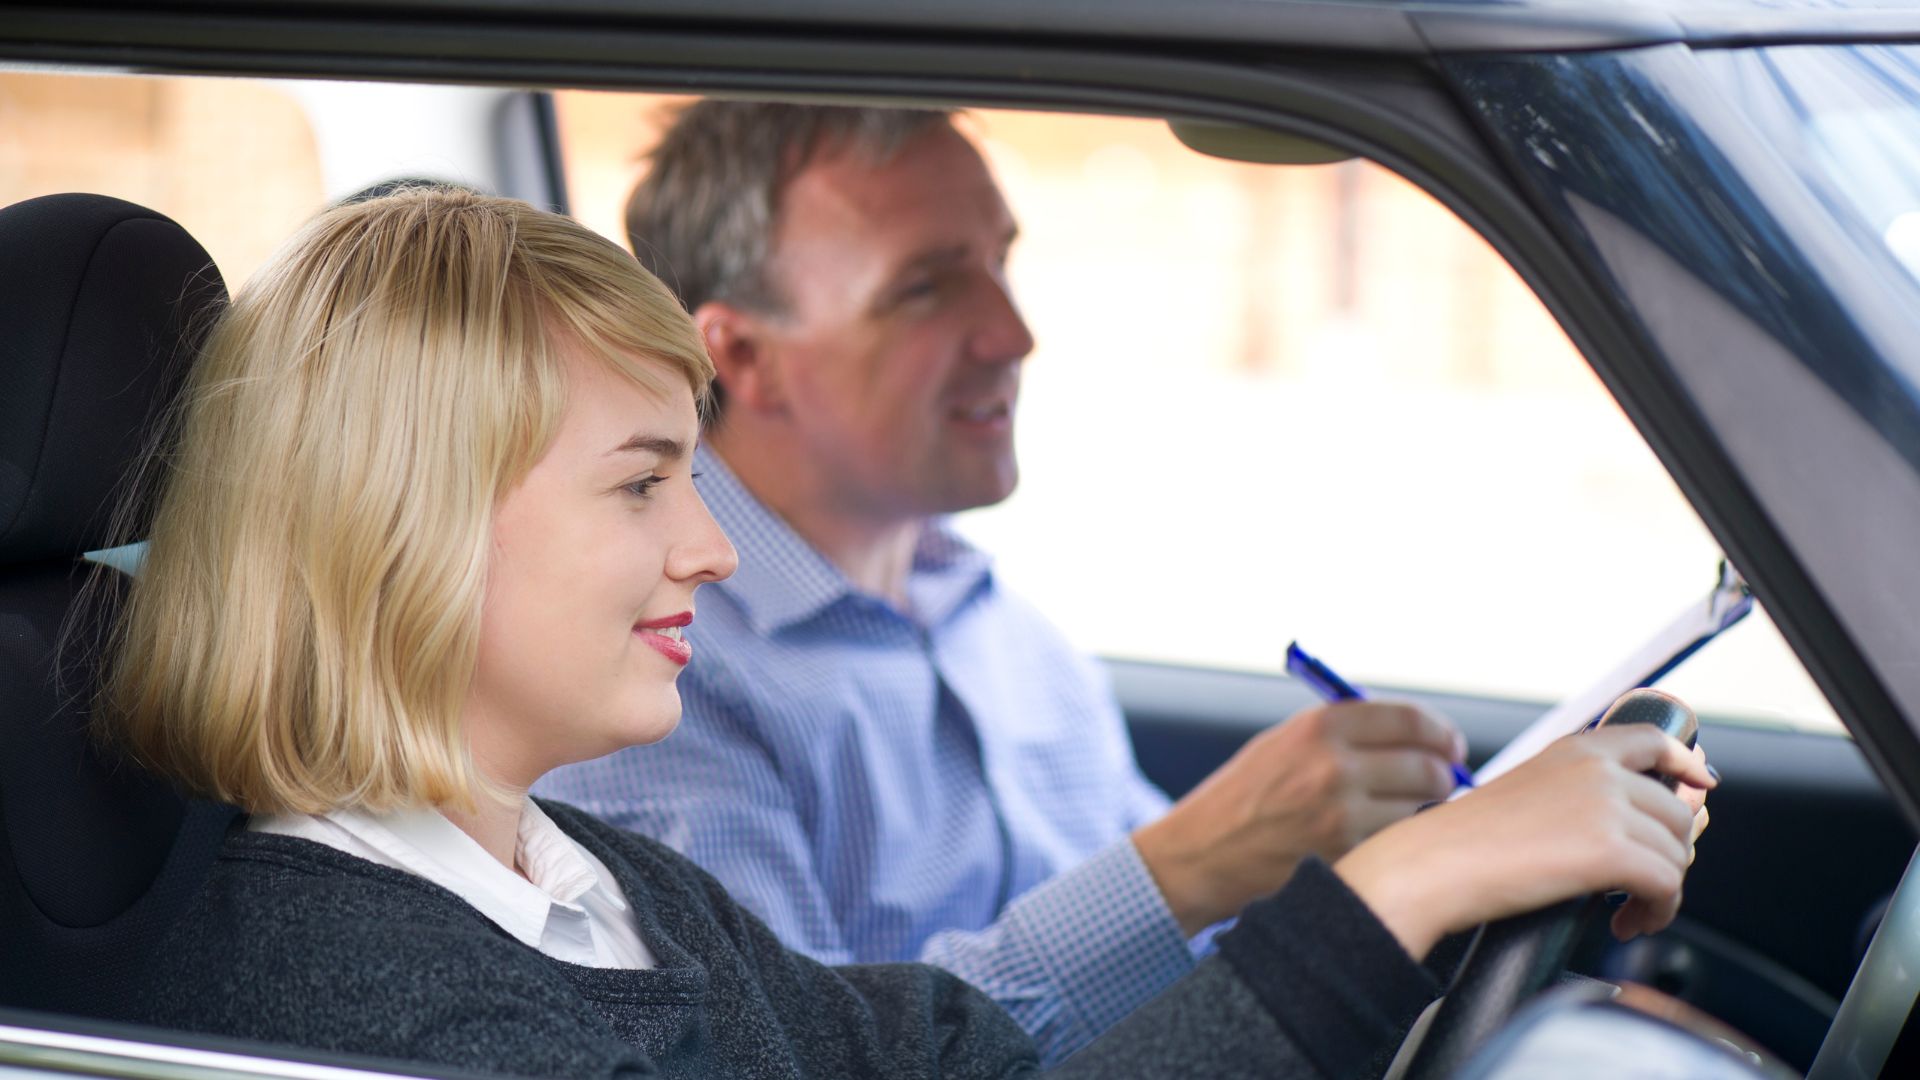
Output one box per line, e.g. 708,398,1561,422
927,461,1019,514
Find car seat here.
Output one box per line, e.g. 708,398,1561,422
0,193,235,1016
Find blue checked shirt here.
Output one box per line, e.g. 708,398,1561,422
537,446,1194,1064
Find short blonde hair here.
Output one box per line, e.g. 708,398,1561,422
102,186,711,814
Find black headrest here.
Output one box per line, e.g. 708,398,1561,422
0,194,236,1016
0,193,226,564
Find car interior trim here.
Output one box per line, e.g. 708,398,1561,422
0,1023,432,1080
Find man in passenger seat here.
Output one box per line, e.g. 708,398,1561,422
536,102,1707,1064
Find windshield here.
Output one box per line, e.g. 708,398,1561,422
1702,42,1920,390
1448,41,1920,779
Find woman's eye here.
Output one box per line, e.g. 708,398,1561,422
623,476,666,499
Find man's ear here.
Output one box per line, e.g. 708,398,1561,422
694,301,785,414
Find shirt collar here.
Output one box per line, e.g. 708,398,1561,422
907,523,997,630
516,800,629,913
320,801,627,950
696,444,997,635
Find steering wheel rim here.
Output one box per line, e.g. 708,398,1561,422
1398,896,1601,1079
1399,688,1699,1077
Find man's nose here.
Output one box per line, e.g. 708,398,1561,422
970,273,1035,365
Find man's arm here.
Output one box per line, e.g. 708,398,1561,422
917,836,1194,1064
1134,700,1465,936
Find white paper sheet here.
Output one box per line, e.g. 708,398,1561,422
1464,561,1753,791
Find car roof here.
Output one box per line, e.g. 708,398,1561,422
165,0,1920,55
26,0,1920,69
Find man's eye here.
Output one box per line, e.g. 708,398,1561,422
624,476,666,499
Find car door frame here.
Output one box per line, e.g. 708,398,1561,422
8,7,1915,822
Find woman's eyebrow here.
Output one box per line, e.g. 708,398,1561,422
605,434,687,460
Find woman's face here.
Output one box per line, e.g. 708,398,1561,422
466,345,736,789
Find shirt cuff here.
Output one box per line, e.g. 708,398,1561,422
999,837,1195,1047
1218,857,1440,1080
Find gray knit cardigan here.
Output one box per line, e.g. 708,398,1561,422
123,800,1437,1079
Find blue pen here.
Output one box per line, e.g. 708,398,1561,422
1285,641,1475,790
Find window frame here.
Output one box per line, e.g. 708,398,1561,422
1,4,1910,818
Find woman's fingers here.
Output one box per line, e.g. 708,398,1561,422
1618,769,1697,843
1674,745,1711,815
1597,776,1695,940
1612,888,1683,941
1598,726,1716,790
1600,831,1686,941
1619,804,1691,872
1337,722,1712,957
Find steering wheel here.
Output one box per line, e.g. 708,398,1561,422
1398,689,1700,1079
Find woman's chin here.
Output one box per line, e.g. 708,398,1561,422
543,691,684,772
632,714,682,747
622,691,684,748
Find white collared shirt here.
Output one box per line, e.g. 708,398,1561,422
251,800,655,969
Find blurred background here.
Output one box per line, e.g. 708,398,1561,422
0,71,1838,731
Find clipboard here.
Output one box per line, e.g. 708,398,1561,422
1464,560,1754,791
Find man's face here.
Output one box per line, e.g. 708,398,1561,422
754,123,1034,522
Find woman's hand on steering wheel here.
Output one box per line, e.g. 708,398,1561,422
1330,726,1716,960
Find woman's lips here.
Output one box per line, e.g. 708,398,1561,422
635,612,693,666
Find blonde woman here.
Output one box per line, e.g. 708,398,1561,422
106,187,1712,1079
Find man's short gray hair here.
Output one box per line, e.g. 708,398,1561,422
625,101,955,317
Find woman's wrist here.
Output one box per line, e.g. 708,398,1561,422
1333,831,1450,961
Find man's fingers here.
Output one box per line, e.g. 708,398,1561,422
1333,703,1461,759
1348,798,1431,843
1350,748,1457,801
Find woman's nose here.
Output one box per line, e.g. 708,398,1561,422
671,492,738,585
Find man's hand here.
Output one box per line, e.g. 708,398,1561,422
1133,701,1464,935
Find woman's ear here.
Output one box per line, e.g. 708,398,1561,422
694,302,785,415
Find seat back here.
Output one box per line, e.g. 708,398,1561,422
0,193,234,1015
